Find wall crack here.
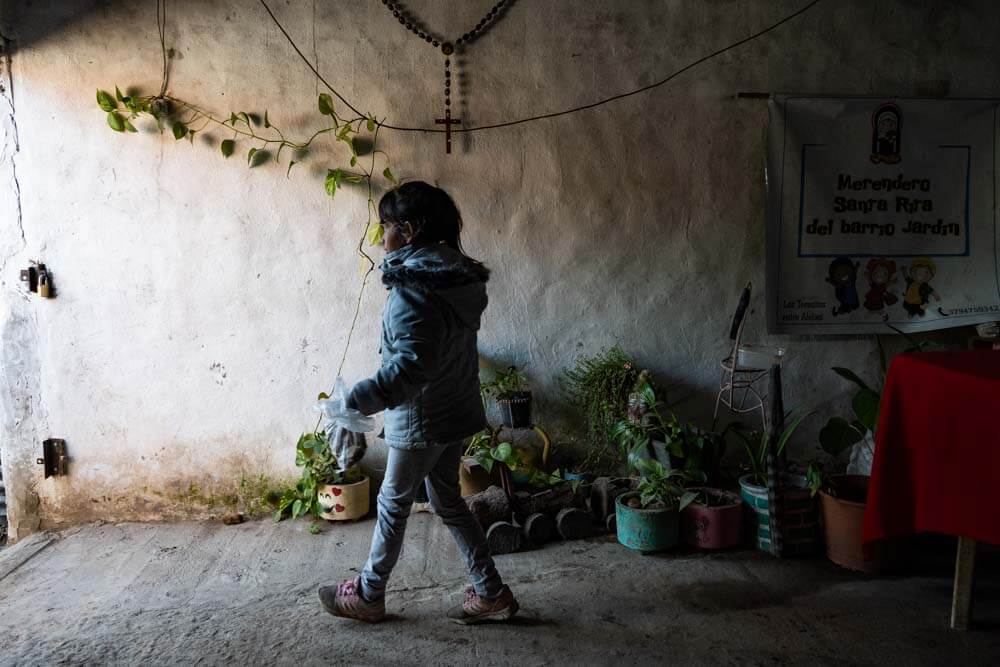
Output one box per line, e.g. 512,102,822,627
0,31,26,270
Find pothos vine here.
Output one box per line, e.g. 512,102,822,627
96,87,397,520
96,84,396,379
96,87,395,252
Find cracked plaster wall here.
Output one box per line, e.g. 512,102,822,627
0,0,994,538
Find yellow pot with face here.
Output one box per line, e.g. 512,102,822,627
318,476,371,521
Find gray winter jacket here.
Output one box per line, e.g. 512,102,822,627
346,242,490,448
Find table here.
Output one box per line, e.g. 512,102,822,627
862,350,1000,630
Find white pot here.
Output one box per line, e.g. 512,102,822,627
317,476,371,521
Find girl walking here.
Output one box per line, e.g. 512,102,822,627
318,181,518,624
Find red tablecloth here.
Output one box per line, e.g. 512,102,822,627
862,350,1000,553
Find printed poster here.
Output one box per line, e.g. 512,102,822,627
766,96,1000,334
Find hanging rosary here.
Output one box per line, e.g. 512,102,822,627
380,0,511,153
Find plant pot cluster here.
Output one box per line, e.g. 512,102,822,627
615,487,744,553
737,472,880,570
463,482,598,555
465,357,882,573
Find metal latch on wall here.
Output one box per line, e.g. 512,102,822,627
37,439,68,478
19,261,54,298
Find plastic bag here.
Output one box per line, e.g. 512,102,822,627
846,432,875,476
313,376,375,471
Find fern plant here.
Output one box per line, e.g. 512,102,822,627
561,346,639,470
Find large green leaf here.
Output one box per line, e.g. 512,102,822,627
220,139,235,157
852,388,881,432
819,416,864,458
106,112,125,132
171,121,187,140
493,442,512,462
96,89,116,112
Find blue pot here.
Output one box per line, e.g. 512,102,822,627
615,493,680,553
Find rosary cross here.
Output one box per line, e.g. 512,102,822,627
435,108,461,154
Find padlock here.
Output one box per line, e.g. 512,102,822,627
38,270,51,298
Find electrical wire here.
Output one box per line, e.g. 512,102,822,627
259,0,824,134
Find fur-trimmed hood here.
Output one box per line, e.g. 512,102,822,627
380,243,490,330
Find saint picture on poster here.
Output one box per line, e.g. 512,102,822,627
766,96,1000,334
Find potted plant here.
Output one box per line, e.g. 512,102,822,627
613,379,728,483
816,472,876,571
680,487,744,550
272,431,370,522
615,458,697,553
735,412,821,555
818,327,932,476
465,428,562,490
561,346,640,473
807,363,890,571
461,429,504,496
481,365,532,428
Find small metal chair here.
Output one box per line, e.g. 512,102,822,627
713,282,769,431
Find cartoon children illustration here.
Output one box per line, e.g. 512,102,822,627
871,102,902,164
863,258,898,313
901,257,941,317
826,256,861,317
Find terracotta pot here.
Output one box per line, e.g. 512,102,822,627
459,457,493,497
681,487,743,549
820,474,878,572
317,476,370,521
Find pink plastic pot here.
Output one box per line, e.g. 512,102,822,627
681,487,743,549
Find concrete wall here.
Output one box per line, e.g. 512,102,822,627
0,0,991,539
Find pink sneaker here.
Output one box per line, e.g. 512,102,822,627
447,585,519,624
318,576,385,623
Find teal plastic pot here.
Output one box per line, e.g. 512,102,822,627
615,493,680,553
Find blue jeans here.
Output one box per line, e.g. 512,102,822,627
360,441,504,601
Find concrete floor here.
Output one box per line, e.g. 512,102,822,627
0,516,998,666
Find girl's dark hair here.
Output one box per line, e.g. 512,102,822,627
378,181,465,253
